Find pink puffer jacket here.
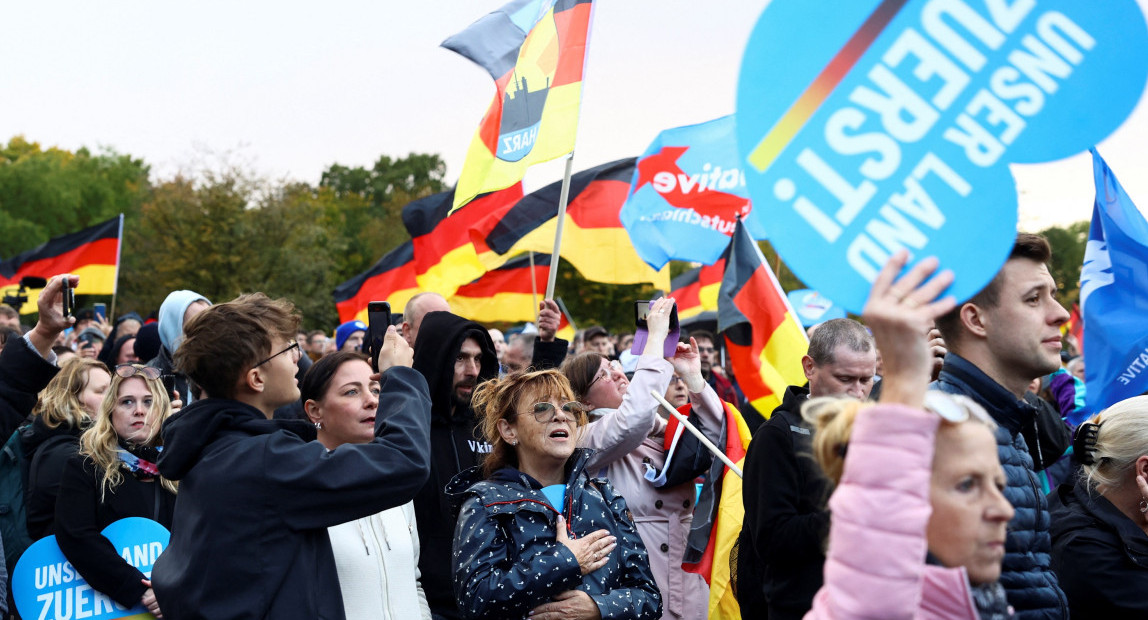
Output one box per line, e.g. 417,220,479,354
805,404,983,620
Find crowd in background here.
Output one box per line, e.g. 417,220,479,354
0,231,1142,620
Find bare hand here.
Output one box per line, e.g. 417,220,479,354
862,251,956,409
555,515,615,576
170,390,183,412
94,312,113,336
927,328,947,382
375,326,413,373
537,299,560,343
140,579,163,618
29,274,78,358
529,589,602,620
670,338,705,391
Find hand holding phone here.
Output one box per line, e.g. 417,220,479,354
632,298,680,358
366,302,392,372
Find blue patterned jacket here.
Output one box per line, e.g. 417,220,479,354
934,353,1069,620
448,448,661,620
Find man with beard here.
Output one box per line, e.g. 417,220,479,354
410,311,499,620
690,330,738,405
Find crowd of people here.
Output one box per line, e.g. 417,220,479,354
0,230,1140,619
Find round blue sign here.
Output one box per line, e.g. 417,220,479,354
736,0,1148,313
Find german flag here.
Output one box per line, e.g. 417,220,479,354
476,158,669,288
402,184,523,298
448,253,551,324
670,258,726,321
333,241,419,323
0,215,122,314
717,219,807,418
444,0,594,212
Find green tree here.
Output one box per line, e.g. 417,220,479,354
1040,220,1089,309
0,136,150,257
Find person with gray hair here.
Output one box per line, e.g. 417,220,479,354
736,318,877,620
1049,396,1148,618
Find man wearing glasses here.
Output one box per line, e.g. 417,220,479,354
151,293,431,620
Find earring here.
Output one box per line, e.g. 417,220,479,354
314,421,322,430
511,439,518,446
1140,498,1147,514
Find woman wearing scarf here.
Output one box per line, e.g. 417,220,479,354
55,363,177,618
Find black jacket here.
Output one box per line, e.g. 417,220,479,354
55,452,176,608
447,449,661,620
1049,478,1148,619
737,385,829,620
0,337,58,440
934,353,1069,619
152,366,431,620
21,417,84,539
411,311,499,620
531,338,568,370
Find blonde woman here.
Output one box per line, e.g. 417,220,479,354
23,357,111,538
55,364,177,618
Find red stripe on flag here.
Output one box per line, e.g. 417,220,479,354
0,238,119,288
551,2,591,87
566,179,628,229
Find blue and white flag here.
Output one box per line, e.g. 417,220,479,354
620,116,756,270
1081,148,1148,412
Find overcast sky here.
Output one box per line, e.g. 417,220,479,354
3,0,1146,231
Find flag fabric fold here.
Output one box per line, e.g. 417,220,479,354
620,116,754,270
1081,148,1148,412
0,215,122,313
717,219,807,417
669,258,726,322
448,253,551,323
475,158,670,288
402,185,523,298
444,0,594,212
333,241,419,324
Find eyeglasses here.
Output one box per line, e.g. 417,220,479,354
115,364,161,380
254,342,300,368
669,375,686,385
696,346,716,354
518,401,586,424
587,360,623,391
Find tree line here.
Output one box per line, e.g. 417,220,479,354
0,136,1089,332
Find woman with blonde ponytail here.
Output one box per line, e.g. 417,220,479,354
55,364,177,618
1049,396,1148,618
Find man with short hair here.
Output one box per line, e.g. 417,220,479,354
0,303,20,331
689,330,738,405
410,311,498,620
582,325,612,357
152,293,430,620
488,327,507,360
402,292,450,348
305,329,327,361
738,318,876,620
500,332,533,374
933,233,1071,619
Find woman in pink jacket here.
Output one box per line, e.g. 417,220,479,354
803,251,1016,620
562,296,724,620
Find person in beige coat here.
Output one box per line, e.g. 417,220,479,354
563,297,724,619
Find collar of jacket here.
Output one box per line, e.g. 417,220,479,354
935,353,1035,434
1069,480,1148,565
447,448,595,513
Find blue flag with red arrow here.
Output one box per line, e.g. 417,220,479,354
620,116,760,269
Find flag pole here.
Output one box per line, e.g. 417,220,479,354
650,389,743,478
544,154,575,299
529,250,539,312
110,213,124,320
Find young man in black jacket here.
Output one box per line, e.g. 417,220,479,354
737,318,876,620
410,311,499,620
152,293,431,620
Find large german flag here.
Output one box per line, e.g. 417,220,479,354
448,253,551,324
0,215,122,314
333,241,419,323
402,184,523,298
717,220,807,418
670,258,726,321
475,158,669,288
444,0,594,212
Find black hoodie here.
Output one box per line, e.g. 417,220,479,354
410,311,499,620
151,366,431,620
21,416,85,539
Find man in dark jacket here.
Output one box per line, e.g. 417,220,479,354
933,232,1071,619
152,293,431,620
737,318,876,620
411,311,499,620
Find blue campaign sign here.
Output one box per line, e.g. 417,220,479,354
12,517,170,620
786,289,847,327
736,0,1148,313
620,116,755,270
